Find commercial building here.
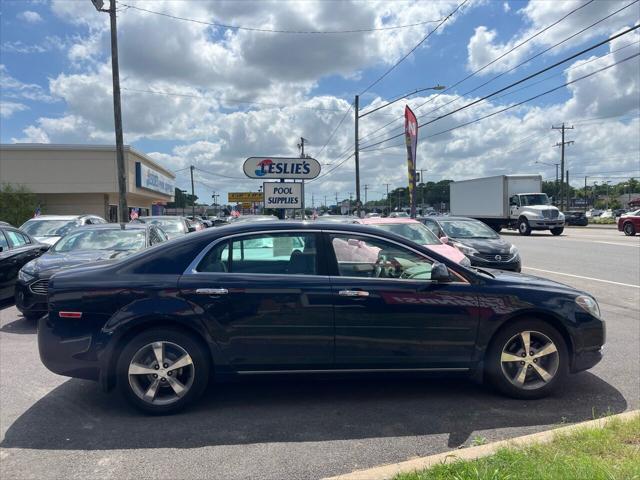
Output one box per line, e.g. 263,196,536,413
0,144,175,221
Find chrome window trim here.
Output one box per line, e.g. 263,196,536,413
182,228,469,284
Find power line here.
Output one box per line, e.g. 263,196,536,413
358,0,635,145
116,1,443,34
194,166,246,180
360,24,640,150
313,104,353,160
358,0,470,96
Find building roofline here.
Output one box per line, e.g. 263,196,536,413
0,143,175,179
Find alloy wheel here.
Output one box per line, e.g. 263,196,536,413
500,330,559,390
128,341,195,406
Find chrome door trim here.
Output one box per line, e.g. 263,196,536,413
236,367,470,375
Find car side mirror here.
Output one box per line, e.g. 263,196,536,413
431,261,450,282
0,246,3,252
439,235,449,244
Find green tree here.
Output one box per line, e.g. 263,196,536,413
166,187,198,209
0,183,39,227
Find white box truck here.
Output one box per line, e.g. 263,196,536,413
449,175,565,235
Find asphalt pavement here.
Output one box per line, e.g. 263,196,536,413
1,226,638,480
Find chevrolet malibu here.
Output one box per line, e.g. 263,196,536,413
38,222,605,414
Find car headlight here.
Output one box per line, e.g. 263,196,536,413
558,212,565,220
576,295,600,318
459,256,471,267
452,242,478,256
509,244,519,257
18,269,35,282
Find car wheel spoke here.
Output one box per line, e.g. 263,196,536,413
532,362,553,382
143,378,161,402
166,376,187,397
152,342,164,366
168,354,193,371
515,365,528,385
520,331,531,356
533,342,557,359
128,363,157,375
501,352,522,363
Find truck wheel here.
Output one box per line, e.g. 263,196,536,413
518,218,531,236
623,222,636,236
550,227,564,236
491,225,502,233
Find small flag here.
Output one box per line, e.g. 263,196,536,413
130,208,139,220
33,206,41,218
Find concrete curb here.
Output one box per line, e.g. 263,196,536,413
323,410,639,480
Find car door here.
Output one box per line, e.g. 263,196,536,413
326,231,479,370
179,231,335,371
2,230,42,300
0,230,15,301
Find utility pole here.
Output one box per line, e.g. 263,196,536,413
335,192,339,213
190,165,195,218
565,170,570,209
91,0,128,222
348,192,353,214
364,184,369,208
354,95,362,217
384,183,390,216
324,195,327,212
584,176,588,212
552,123,574,211
418,169,426,213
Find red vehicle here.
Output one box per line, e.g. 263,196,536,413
617,209,640,236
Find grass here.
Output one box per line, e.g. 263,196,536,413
590,217,617,224
395,415,640,480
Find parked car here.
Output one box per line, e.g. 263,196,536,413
139,216,192,239
389,211,409,218
563,211,588,227
15,223,167,320
0,226,49,303
0,221,13,227
20,214,107,245
186,218,206,232
599,209,614,219
229,215,279,223
352,217,470,267
38,221,604,414
585,209,602,218
612,209,626,218
420,216,521,272
617,209,640,236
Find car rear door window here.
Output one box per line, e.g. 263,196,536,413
0,231,9,251
198,233,318,275
329,233,435,280
5,230,28,248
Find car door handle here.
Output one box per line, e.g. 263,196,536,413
195,288,229,295
338,290,369,297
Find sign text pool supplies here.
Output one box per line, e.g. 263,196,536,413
263,182,302,209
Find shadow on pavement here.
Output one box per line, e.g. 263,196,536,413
0,317,37,334
1,371,626,450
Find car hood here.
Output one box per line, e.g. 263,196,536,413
423,243,467,264
452,237,512,254
34,236,61,246
486,269,577,292
26,249,131,276
522,205,559,213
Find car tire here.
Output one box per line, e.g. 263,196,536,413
116,327,210,415
485,319,568,399
518,218,531,236
550,227,564,236
623,222,636,236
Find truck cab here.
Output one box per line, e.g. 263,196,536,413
509,193,564,235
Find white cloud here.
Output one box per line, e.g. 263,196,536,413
503,2,511,13
467,0,639,73
17,10,43,24
0,101,28,118
0,65,55,103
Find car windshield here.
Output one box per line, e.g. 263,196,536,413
141,218,185,233
439,220,499,239
52,229,147,252
21,219,77,237
372,223,440,245
520,194,550,206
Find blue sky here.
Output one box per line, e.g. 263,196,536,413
1,0,639,203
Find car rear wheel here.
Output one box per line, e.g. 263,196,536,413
550,227,564,236
486,320,568,399
623,222,636,236
116,328,210,414
518,218,531,236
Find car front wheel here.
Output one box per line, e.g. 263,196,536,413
550,227,564,236
116,328,210,414
623,222,636,236
486,320,568,399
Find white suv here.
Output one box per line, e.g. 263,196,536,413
20,215,107,245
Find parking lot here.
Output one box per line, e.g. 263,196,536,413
0,226,638,480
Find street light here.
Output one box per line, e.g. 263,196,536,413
91,0,128,223
354,84,445,218
535,160,560,205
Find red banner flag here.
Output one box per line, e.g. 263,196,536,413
404,105,418,217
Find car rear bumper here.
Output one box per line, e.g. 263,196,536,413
37,315,99,381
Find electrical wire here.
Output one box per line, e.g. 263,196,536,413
116,1,443,34
360,24,640,150
358,0,470,96
194,166,246,180
313,104,353,160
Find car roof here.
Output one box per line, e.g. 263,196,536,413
74,223,148,231
139,216,184,220
24,215,90,221
421,216,481,222
357,217,420,225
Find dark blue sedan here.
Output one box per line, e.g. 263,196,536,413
37,221,605,414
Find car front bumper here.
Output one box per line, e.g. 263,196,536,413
469,256,521,272
529,220,565,229
15,278,48,317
